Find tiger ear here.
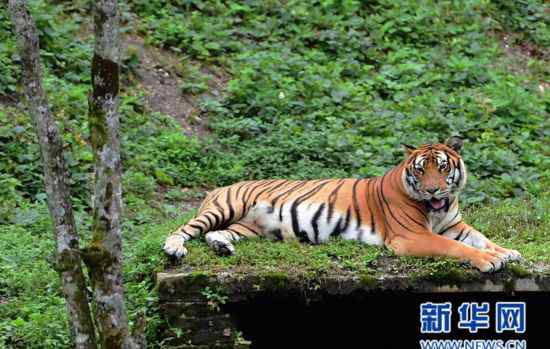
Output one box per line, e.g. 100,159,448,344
402,143,416,156
445,136,464,153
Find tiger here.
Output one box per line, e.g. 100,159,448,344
163,137,521,272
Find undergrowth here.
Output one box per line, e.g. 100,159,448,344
0,0,548,348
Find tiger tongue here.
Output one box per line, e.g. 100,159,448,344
430,198,445,210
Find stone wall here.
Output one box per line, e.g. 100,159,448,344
157,265,550,347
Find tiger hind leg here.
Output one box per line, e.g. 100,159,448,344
205,222,262,256
164,209,225,258
164,180,275,258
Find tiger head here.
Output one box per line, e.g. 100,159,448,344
401,136,467,212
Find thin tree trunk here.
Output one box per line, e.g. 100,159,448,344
82,1,144,348
8,1,98,348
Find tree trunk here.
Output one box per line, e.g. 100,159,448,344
82,0,144,348
7,1,98,348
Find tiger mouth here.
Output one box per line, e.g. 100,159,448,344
426,197,449,211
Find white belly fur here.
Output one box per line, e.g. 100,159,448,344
242,201,384,245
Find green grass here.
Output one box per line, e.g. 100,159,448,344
465,190,550,264
0,0,549,347
183,237,382,276
2,192,547,348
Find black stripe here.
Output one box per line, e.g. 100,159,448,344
227,229,245,238
271,181,308,206
440,218,461,235
340,207,352,233
233,181,251,219
233,222,260,235
206,211,221,230
245,180,269,203
180,231,192,239
401,209,426,229
279,206,284,222
326,179,346,223
379,173,422,233
264,179,289,195
203,213,213,227
207,188,226,207
271,229,283,240
243,180,289,217
290,180,331,242
454,160,461,185
226,186,235,223
410,202,429,221
331,216,344,237
460,230,471,242
331,204,352,237
449,162,456,184
405,168,417,188
195,218,209,227
374,174,397,235
188,223,204,232
243,181,266,212
273,181,310,221
454,228,466,241
368,180,376,234
240,182,258,213
249,179,281,206
311,203,326,244
212,194,226,226
233,181,249,201
351,179,363,229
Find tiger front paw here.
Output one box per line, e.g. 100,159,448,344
471,249,508,273
163,235,188,258
486,242,522,262
499,248,522,262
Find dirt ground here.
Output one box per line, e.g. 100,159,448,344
124,35,230,137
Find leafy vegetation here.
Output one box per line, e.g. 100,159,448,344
0,0,548,348
136,0,549,204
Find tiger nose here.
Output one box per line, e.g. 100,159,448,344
426,188,438,194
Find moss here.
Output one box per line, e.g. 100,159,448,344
88,107,108,152
262,271,290,290
508,263,531,278
187,271,212,286
81,242,114,270
414,265,479,288
359,272,378,288
175,271,213,294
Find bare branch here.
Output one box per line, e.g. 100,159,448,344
7,1,98,348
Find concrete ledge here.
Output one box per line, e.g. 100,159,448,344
157,260,549,347
158,268,550,302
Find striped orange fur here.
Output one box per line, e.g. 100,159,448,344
164,137,521,272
